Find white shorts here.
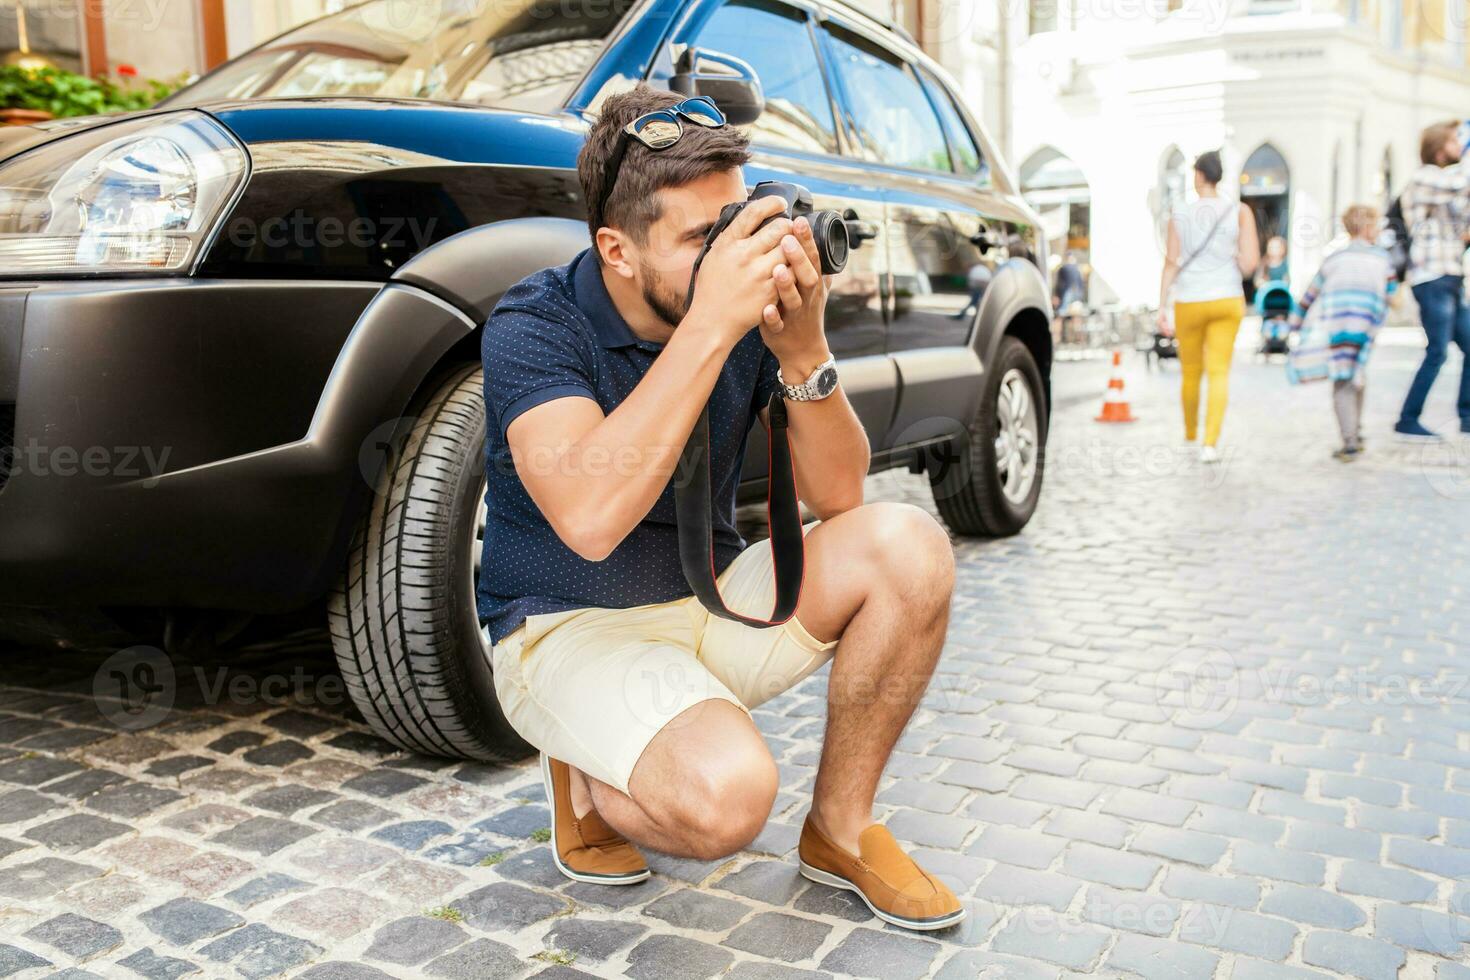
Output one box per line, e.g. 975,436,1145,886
489,527,835,795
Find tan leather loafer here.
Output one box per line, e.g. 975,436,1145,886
799,818,965,930
541,754,649,884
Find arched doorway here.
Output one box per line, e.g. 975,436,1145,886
1241,143,1290,253
1020,146,1091,273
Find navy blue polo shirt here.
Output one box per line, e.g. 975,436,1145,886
476,248,781,644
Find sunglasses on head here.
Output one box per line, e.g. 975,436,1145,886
595,97,727,224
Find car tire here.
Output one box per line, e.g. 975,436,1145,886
329,364,530,761
930,336,1047,537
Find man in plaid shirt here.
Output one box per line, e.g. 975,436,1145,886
1396,121,1470,441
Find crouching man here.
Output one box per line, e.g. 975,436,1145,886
477,85,962,930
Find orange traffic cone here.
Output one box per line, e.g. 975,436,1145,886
1095,350,1137,423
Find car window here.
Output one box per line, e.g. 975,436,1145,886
691,0,839,155
919,68,990,182
822,25,951,172
165,0,633,113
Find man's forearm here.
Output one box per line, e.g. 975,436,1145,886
784,383,869,518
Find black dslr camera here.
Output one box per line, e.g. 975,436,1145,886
701,181,850,275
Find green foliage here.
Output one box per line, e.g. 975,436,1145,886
423,906,464,922
0,65,181,119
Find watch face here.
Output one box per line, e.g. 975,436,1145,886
815,366,838,396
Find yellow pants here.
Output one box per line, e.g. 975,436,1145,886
1174,297,1243,446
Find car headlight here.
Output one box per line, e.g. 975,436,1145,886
0,110,246,276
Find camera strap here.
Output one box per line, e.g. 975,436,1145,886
673,392,805,628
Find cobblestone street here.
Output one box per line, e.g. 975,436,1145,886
1,337,1468,979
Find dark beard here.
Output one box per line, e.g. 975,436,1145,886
641,272,689,331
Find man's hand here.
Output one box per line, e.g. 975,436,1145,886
684,196,793,346
760,217,831,376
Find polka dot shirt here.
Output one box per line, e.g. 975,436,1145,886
477,248,780,644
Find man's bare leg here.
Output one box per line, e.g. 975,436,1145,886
785,503,955,854
561,502,952,860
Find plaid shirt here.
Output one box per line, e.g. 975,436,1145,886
1403,163,1470,285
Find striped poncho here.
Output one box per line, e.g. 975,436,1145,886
1290,243,1396,383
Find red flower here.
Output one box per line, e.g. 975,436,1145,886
117,64,138,77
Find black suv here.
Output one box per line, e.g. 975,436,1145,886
0,0,1051,760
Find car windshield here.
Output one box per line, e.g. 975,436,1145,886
165,0,634,113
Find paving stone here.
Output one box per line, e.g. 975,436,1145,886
1319,774,1401,807
370,818,454,851
138,897,245,946
243,784,339,815
0,944,50,975
1302,930,1406,980
1260,883,1366,930
1012,774,1101,809
816,926,939,980
23,912,122,958
308,799,396,833
118,952,204,980
362,915,468,966
341,768,429,798
23,813,130,851
1130,825,1228,866
1282,822,1380,861
934,950,1058,980
626,934,735,980
223,871,311,909
0,754,84,786
474,803,550,838
275,887,389,941
263,709,337,738
161,803,251,837
966,794,1050,828
1100,788,1195,827
974,865,1081,911
1080,884,1181,936
298,963,398,980
716,860,806,905
1106,932,1222,980
565,876,668,910
876,779,968,813
483,845,562,888
0,857,102,900
884,808,972,849
1189,804,1285,844
210,815,317,855
287,836,397,883
452,880,568,930
991,910,1110,969
1337,860,1436,903
206,731,267,754
644,888,753,931
1230,842,1326,885
969,826,1066,869
145,755,213,778
242,739,315,767
324,731,401,757
1229,962,1332,980
793,881,874,922
1063,842,1163,889
722,910,831,961
1043,809,1130,847
0,787,60,822
198,922,323,979
726,964,833,980
543,917,647,961
1373,902,1470,955
1387,838,1470,878
1179,904,1297,960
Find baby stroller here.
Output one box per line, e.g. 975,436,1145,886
1257,281,1294,357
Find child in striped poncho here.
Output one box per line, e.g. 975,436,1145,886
1290,205,1398,461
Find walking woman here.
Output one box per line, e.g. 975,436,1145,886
1157,151,1260,463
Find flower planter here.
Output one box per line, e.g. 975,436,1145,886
0,107,52,125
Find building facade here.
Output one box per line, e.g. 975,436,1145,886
899,0,1470,307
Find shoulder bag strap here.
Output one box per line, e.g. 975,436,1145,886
1176,201,1235,275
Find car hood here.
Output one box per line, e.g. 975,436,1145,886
0,98,590,170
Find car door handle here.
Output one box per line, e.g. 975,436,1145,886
843,209,879,247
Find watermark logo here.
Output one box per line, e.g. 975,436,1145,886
93,645,175,731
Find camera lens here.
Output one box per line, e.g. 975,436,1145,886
809,210,849,275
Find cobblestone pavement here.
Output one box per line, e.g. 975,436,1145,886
2,339,1469,979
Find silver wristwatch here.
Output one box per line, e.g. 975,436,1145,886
778,355,839,402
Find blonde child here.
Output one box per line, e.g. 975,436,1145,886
1290,205,1397,461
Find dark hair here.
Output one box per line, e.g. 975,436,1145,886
1420,121,1459,166
577,85,752,244
1194,150,1223,186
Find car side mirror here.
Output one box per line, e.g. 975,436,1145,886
670,47,764,126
